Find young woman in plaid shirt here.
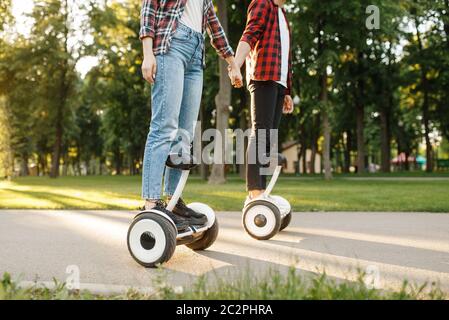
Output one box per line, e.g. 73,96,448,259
232,0,294,205
140,0,242,230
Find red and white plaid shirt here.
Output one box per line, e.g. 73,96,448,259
140,0,234,63
240,0,293,95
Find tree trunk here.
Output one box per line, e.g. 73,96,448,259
379,107,391,173
99,156,105,176
129,153,135,176
298,124,306,174
297,144,304,174
343,131,351,173
310,139,317,174
50,113,63,178
208,0,230,184
320,73,332,180
415,17,433,172
404,150,410,171
50,0,70,178
322,111,332,179
354,50,366,175
309,113,320,174
62,152,68,176
200,160,209,180
380,45,394,174
355,103,365,175
335,147,342,174
354,84,365,175
316,17,332,180
8,152,13,179
302,146,307,174
39,153,47,176
20,153,29,176
423,90,433,172
114,145,121,175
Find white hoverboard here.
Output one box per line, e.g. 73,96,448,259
127,155,218,267
242,155,292,240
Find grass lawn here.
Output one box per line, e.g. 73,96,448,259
1,269,445,300
1,175,449,212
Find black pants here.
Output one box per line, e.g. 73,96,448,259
246,80,286,191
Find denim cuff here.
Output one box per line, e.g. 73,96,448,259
164,191,175,197
142,194,162,201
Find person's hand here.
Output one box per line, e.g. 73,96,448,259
142,52,157,84
227,63,243,88
283,95,294,114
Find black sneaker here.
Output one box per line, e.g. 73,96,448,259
173,198,208,226
139,200,190,232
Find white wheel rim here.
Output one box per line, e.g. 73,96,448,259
268,195,291,217
129,219,167,264
244,205,277,237
187,202,216,228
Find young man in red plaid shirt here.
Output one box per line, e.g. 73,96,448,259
232,0,294,204
140,0,242,230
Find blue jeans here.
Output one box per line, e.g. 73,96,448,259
142,24,204,200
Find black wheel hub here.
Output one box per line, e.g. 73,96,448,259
254,214,267,227
140,232,156,250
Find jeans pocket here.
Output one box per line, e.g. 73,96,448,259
172,28,190,42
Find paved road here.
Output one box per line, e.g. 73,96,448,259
1,210,448,294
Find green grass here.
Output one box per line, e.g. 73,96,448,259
1,269,445,300
331,171,449,178
1,175,449,212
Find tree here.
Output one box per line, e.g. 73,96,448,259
27,0,79,177
0,97,12,178
86,0,149,175
208,0,231,184
402,0,449,172
2,0,448,178
0,0,13,177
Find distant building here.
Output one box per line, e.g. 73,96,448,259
281,141,321,174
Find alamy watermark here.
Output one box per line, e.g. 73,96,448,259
363,265,381,289
166,121,282,175
366,5,380,30
66,265,80,290
153,6,381,170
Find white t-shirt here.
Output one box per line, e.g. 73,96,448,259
277,8,290,88
180,0,204,33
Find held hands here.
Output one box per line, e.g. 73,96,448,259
227,62,243,88
142,52,157,84
283,95,294,114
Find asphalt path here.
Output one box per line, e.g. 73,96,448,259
1,210,448,294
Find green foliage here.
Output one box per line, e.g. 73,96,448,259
84,0,150,174
0,0,448,177
0,0,13,34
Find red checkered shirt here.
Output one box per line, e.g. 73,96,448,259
240,0,293,95
140,0,234,64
